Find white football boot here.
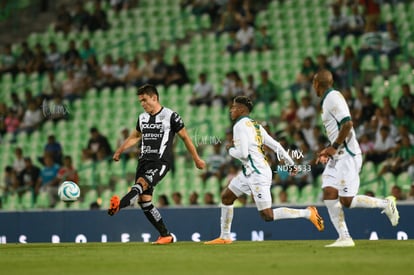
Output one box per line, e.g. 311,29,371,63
325,237,355,248
382,196,399,226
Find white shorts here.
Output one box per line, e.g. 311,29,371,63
321,153,362,197
228,170,272,211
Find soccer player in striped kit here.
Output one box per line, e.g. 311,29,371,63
108,84,206,244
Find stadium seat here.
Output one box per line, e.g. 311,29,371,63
360,55,378,72
2,192,20,211
379,54,390,71
286,185,299,204
396,172,411,192
399,63,412,80
381,173,396,196
298,184,315,204
114,178,130,194
82,189,99,208
20,190,34,209
272,185,283,204
78,166,96,188
35,191,50,209
362,161,376,174
95,161,112,187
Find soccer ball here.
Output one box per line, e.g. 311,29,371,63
58,181,80,202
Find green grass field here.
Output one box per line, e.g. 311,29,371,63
1,241,413,275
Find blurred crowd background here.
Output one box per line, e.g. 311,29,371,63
0,0,413,211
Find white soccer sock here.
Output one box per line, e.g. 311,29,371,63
220,204,234,240
324,199,351,239
349,195,388,209
273,207,309,220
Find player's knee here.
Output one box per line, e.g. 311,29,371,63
220,189,237,205
323,187,338,200
340,197,353,208
221,196,234,205
136,177,149,190
259,211,273,222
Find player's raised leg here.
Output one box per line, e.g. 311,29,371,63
107,183,143,216
350,195,399,226
108,195,120,216
254,181,324,231
262,206,324,231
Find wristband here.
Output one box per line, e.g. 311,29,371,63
332,142,340,150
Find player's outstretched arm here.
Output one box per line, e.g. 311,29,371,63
113,129,142,161
177,127,206,169
262,127,298,175
262,128,294,166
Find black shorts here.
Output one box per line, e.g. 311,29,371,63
135,160,169,195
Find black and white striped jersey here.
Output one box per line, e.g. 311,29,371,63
136,107,184,164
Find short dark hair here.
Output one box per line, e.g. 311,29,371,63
137,84,159,100
234,96,253,112
380,125,390,132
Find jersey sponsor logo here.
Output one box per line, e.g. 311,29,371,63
141,123,163,130
142,146,159,154
143,133,163,138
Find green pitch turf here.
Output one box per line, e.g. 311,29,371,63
1,241,413,275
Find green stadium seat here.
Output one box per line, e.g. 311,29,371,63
344,34,358,50
381,172,396,196
272,185,283,204
54,201,67,210
372,85,387,106
396,172,411,192
20,190,34,209
200,14,211,29
389,85,402,108
95,161,112,187
398,63,412,82
3,192,20,211
360,55,378,72
286,185,299,204
35,191,50,209
380,3,393,22
78,165,96,188
379,54,390,71
114,178,130,194
82,189,99,208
